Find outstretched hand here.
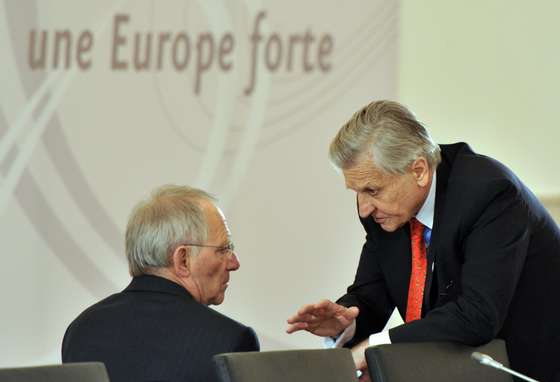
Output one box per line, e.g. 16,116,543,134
286,299,359,338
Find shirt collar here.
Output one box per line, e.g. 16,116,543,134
415,171,436,230
125,274,194,300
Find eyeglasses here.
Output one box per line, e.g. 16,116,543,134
181,242,235,256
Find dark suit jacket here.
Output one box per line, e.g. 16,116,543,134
62,275,259,382
338,143,560,381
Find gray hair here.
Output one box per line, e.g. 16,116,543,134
329,100,441,174
125,185,216,277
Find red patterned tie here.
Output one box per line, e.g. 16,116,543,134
405,218,427,323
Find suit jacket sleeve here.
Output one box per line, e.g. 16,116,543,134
233,326,260,352
390,178,530,345
336,217,395,346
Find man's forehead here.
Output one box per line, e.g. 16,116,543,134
343,157,386,190
205,205,231,238
217,207,232,237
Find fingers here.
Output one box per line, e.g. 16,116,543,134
286,303,320,324
316,300,359,319
286,322,308,334
287,300,337,325
287,302,359,325
316,300,353,319
286,302,323,334
286,320,328,335
286,300,360,336
314,299,336,311
287,312,315,325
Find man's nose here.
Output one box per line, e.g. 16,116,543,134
358,193,375,218
228,252,240,271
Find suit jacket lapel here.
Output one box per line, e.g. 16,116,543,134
422,146,452,312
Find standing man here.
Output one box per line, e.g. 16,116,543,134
63,185,259,382
287,100,560,381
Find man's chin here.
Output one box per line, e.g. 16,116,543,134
210,294,225,306
378,221,401,232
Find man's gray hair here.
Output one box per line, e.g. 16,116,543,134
329,100,441,174
125,185,216,277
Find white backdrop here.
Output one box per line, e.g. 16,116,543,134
0,0,398,366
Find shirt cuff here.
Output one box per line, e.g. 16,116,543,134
368,330,391,346
323,320,356,348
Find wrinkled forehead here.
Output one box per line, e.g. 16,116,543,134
342,154,389,191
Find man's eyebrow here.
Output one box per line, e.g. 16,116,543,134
346,182,376,192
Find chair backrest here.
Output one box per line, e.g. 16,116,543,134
213,349,357,382
0,362,110,382
365,339,512,382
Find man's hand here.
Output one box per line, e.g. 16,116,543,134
286,299,359,338
351,338,369,372
352,339,370,381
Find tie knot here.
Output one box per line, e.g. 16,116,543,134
410,218,432,247
410,218,424,234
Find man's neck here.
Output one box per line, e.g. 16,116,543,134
146,267,205,304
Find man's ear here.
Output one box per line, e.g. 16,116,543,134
170,245,191,278
411,157,430,187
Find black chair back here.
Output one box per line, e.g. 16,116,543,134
365,339,513,382
214,348,357,382
0,362,109,382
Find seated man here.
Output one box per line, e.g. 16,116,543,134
62,185,259,382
